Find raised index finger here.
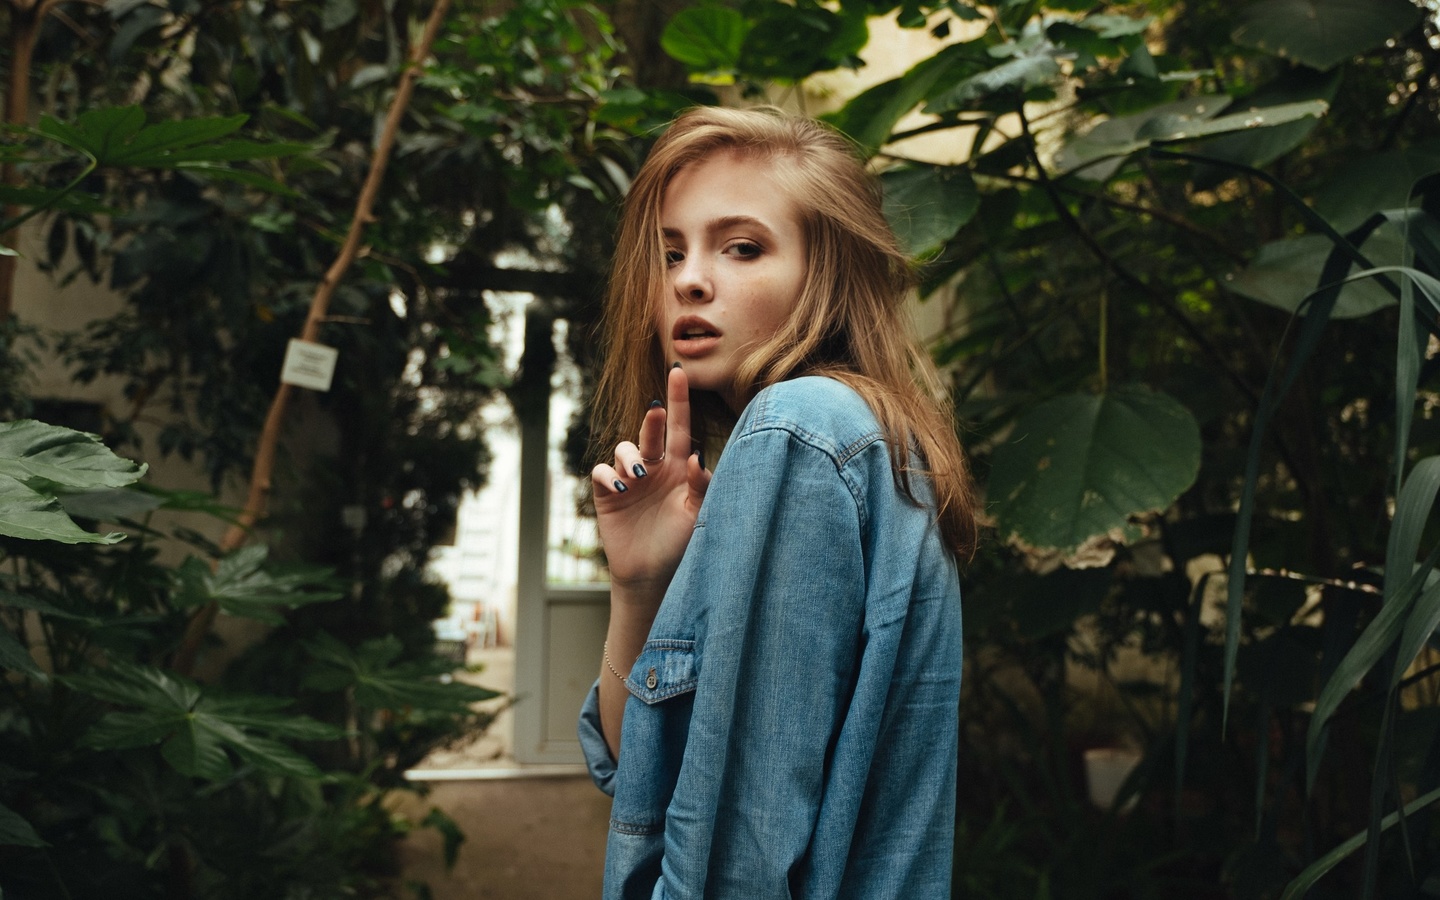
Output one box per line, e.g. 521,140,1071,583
664,364,693,463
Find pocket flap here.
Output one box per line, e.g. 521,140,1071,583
624,640,698,705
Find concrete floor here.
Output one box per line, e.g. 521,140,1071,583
397,776,611,899
398,646,612,898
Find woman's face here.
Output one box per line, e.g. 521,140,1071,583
655,151,807,412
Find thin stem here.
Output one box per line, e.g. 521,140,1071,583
984,168,1246,263
1098,283,1108,391
1014,106,1262,407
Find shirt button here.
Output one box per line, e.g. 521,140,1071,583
646,668,658,690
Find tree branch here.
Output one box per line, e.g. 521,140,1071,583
171,0,456,677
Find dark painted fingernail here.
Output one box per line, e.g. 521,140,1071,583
613,479,627,493
697,449,705,470
671,361,681,369
632,463,647,478
649,399,663,409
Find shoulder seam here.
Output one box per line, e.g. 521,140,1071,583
725,425,871,533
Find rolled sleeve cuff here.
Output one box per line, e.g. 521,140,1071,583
578,679,617,797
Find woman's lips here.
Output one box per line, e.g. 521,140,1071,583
672,317,720,357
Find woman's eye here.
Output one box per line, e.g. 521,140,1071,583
664,249,684,267
728,241,762,259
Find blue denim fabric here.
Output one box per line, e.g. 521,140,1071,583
578,376,963,899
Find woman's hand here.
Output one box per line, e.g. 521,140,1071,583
590,365,712,605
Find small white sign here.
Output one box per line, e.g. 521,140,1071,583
280,338,338,392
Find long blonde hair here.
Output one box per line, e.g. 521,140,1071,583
591,106,978,559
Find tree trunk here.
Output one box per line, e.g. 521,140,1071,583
0,0,43,320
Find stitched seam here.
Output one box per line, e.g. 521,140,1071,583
727,426,871,533
610,817,664,836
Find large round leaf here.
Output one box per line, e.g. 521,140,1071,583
1233,0,1424,71
1313,142,1440,232
881,165,978,258
660,6,749,73
1226,229,1404,319
988,386,1201,552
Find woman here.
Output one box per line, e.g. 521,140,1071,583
578,106,977,899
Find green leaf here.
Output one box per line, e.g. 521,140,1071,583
738,4,869,80
1280,786,1440,899
1056,95,1231,180
1233,0,1424,71
422,807,466,869
0,473,125,543
175,546,343,622
0,800,45,847
924,50,1060,112
162,717,236,779
1058,98,1326,180
222,731,323,778
987,386,1202,551
1189,70,1339,172
1076,13,1152,39
302,632,500,713
0,420,146,489
1226,231,1404,318
825,42,986,152
661,6,750,73
881,165,979,257
0,186,108,215
1305,540,1440,786
58,486,164,522
65,661,201,711
0,587,84,619
38,106,145,159
321,0,357,31
0,627,42,678
84,710,187,750
70,663,333,780
1314,143,1440,233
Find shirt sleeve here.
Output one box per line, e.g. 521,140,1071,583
654,426,868,898
578,679,618,796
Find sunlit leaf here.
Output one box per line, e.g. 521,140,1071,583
924,50,1060,112
661,6,749,72
1055,95,1231,180
824,43,984,152
987,386,1202,551
1189,70,1339,172
1234,0,1424,71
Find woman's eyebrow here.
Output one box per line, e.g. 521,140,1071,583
662,215,776,239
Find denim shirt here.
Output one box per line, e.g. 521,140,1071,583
578,376,963,900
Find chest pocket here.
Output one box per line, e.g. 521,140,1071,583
624,639,697,704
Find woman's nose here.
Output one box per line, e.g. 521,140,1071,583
672,257,712,303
